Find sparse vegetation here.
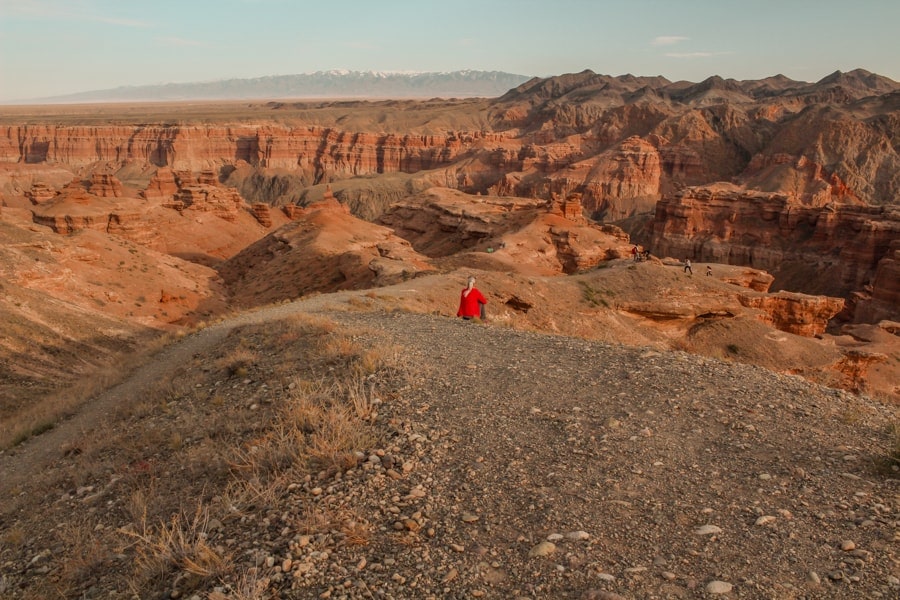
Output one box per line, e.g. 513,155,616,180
122,504,229,594
578,280,610,308
0,313,405,598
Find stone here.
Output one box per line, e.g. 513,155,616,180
528,541,556,557
694,524,722,535
706,580,733,594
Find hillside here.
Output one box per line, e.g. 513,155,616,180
0,285,897,599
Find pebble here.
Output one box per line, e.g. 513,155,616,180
528,541,556,557
755,515,776,526
840,540,856,551
706,580,733,594
694,524,722,535
566,530,590,541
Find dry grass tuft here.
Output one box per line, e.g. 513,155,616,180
225,568,272,600
339,508,374,547
216,346,258,378
121,504,229,591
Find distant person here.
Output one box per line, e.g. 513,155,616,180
706,265,712,277
684,259,693,275
457,276,487,321
631,245,638,261
642,248,651,261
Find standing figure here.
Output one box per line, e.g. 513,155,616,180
457,276,488,321
706,265,712,277
684,259,693,274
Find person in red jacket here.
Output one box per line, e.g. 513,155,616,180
457,275,487,320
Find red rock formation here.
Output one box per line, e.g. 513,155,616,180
721,268,775,292
219,192,435,306
377,188,630,275
251,203,272,227
283,204,303,219
541,136,663,220
26,182,57,204
0,125,482,176
88,173,123,198
852,238,900,323
142,167,178,199
176,184,245,222
738,291,844,337
548,193,586,222
649,184,900,320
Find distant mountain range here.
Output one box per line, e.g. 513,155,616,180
21,70,535,104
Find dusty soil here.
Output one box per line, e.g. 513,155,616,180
0,285,897,599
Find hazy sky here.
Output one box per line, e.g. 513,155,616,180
1,0,898,102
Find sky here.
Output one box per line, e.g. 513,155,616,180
1,0,898,102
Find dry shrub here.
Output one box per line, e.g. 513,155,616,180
225,568,272,600
320,334,361,363
339,508,374,547
121,503,229,592
55,520,115,591
216,346,258,378
284,312,337,335
2,526,26,547
346,377,378,420
307,406,374,472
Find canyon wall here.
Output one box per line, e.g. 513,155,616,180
0,125,502,180
649,185,900,320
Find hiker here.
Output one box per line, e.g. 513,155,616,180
457,275,487,321
631,245,638,261
706,265,712,277
684,259,693,274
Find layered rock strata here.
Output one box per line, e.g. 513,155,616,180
649,185,900,320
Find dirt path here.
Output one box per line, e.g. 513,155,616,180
0,291,354,498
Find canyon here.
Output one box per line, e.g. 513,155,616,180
0,69,898,407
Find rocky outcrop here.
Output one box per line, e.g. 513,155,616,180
377,188,630,275
26,182,57,204
251,203,273,227
31,179,110,233
88,173,123,198
219,189,435,306
738,291,845,337
173,184,244,222
852,239,900,323
649,184,900,320
142,167,178,199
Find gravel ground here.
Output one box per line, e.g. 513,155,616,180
0,294,898,600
